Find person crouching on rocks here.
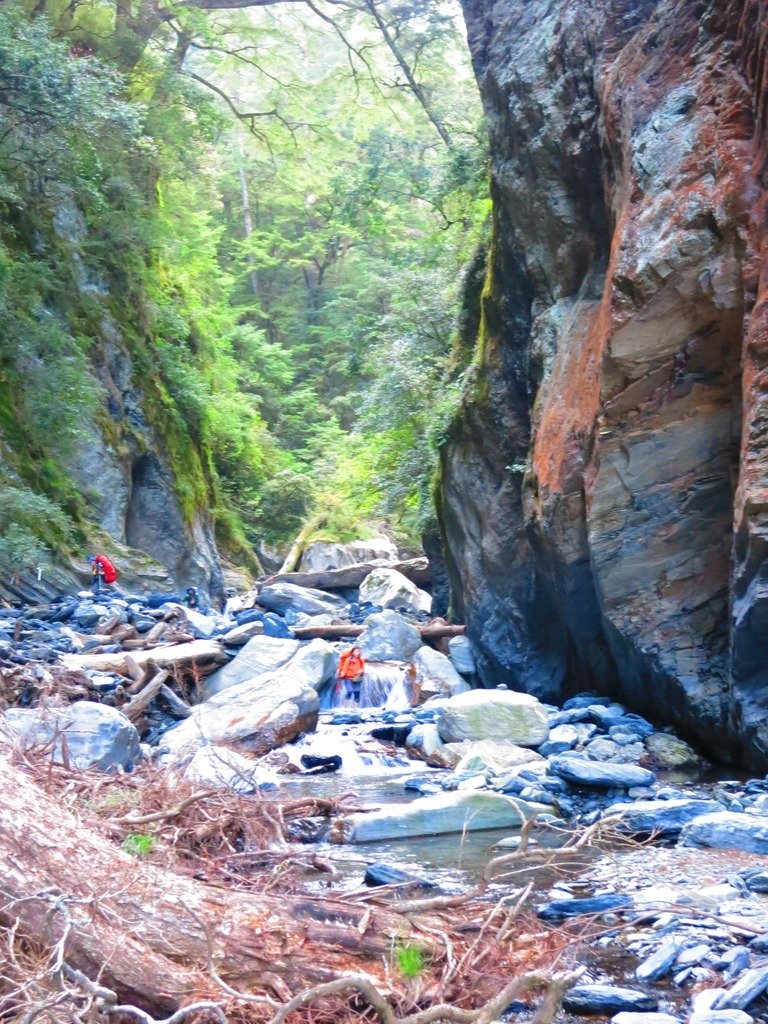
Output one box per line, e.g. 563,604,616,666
87,553,118,595
336,645,365,704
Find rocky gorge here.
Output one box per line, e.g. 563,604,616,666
437,0,768,771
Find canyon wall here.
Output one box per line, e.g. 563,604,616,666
440,0,768,766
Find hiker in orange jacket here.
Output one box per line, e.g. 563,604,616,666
336,645,365,703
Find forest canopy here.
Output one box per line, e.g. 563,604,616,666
0,0,488,569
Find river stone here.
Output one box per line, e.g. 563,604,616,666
537,893,632,921
636,938,686,982
412,646,469,699
452,741,543,776
680,812,768,853
221,620,265,646
714,967,768,1010
284,639,337,690
563,986,658,1015
604,798,722,836
690,1013,755,1024
405,722,444,760
612,1016,681,1024
258,582,346,616
426,741,469,768
359,610,422,661
202,635,300,698
328,790,555,843
161,670,318,762
1,701,140,772
644,732,700,767
548,756,655,790
448,635,476,675
359,568,431,615
436,690,549,746
184,745,270,793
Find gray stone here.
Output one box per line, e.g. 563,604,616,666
690,1013,755,1024
680,812,768,854
563,985,658,1015
284,639,337,690
448,635,476,675
184,745,272,793
405,723,444,760
676,943,712,967
358,610,422,661
644,732,700,767
549,756,655,790
1,701,140,772
452,741,543,775
202,636,300,698
412,646,469,698
298,536,398,571
604,798,722,835
329,790,554,843
221,620,265,646
436,690,549,746
714,967,768,1010
258,582,346,616
635,938,685,982
359,568,431,615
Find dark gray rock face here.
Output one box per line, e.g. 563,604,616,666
439,0,768,768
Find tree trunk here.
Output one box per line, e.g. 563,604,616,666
0,755,418,1013
291,624,466,641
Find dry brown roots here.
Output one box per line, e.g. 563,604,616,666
0,750,605,1024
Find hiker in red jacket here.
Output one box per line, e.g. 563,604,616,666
87,554,118,595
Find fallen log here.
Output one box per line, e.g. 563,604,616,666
261,557,431,592
291,623,466,641
121,670,170,723
60,639,227,676
0,754,420,1012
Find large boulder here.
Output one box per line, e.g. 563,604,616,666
202,635,300,699
644,732,701,768
328,790,555,843
299,536,398,571
680,812,768,854
549,756,655,790
257,582,346,617
184,745,275,794
358,610,422,662
161,671,318,763
436,689,549,746
359,568,431,615
412,646,470,699
284,639,338,690
452,741,544,776
1,702,140,772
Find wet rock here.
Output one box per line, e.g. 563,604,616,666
202,636,300,698
549,756,655,790
644,733,700,768
536,893,632,921
359,568,431,615
448,635,476,676
562,985,658,1015
680,813,768,854
604,798,722,836
329,790,554,843
358,610,422,662
405,722,444,760
258,582,346,617
412,646,469,699
363,863,436,888
300,753,342,774
1,701,140,772
436,690,549,746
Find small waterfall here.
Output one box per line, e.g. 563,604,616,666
359,664,412,709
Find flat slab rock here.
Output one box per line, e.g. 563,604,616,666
328,790,554,843
537,893,631,921
549,755,655,790
605,797,722,835
563,985,658,1014
680,812,768,854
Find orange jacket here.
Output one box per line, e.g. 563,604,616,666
337,648,365,680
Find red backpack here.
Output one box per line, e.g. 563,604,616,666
96,555,118,584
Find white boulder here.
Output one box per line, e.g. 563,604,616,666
359,568,431,615
437,689,549,747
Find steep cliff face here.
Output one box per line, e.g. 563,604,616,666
441,0,768,766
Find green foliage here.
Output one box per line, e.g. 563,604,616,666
392,943,427,980
122,833,155,857
0,485,73,572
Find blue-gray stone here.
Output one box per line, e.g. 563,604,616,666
549,756,655,790
563,985,658,1015
537,893,632,921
